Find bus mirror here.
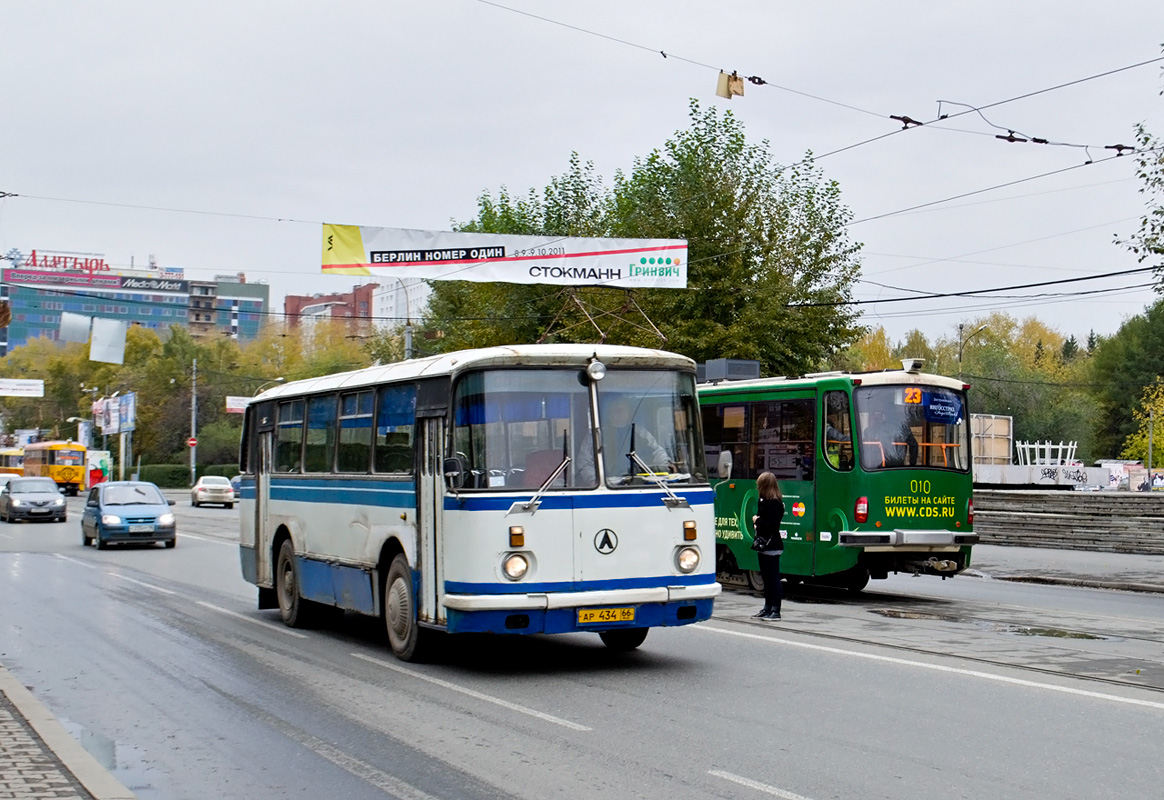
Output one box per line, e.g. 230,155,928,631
443,457,466,490
717,450,733,479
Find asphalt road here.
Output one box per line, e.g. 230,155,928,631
2,496,1164,799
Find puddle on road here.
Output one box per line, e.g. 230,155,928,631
999,625,1107,640
59,716,162,798
868,608,1111,640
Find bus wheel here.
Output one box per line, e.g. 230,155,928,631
599,628,648,652
746,570,765,593
846,567,870,594
384,554,425,662
276,539,312,628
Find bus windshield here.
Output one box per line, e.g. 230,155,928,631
596,370,706,488
51,449,84,466
453,369,596,490
855,385,968,472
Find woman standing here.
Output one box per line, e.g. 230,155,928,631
751,471,785,620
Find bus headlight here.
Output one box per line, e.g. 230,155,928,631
675,546,700,573
502,553,530,581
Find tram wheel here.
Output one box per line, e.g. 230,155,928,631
846,567,870,594
599,627,648,652
276,539,313,627
746,570,765,593
384,554,427,662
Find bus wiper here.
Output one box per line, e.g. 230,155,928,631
509,431,571,516
627,447,689,509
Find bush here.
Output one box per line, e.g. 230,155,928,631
138,464,191,488
135,463,240,487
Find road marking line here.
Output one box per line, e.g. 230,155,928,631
53,553,96,569
352,652,592,731
709,770,814,799
108,572,176,595
176,533,236,546
0,532,11,540
196,601,308,638
697,625,1164,711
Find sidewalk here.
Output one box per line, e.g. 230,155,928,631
0,665,133,800
966,544,1164,594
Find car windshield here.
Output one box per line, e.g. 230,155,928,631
104,484,166,505
11,479,58,493
201,477,230,486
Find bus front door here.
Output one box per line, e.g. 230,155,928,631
418,417,444,626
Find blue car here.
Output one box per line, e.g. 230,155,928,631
81,481,177,549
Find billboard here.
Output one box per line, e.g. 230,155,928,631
322,224,687,289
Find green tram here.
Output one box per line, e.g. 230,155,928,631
698,359,976,592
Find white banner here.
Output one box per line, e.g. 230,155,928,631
225,396,250,413
322,224,687,289
0,379,44,397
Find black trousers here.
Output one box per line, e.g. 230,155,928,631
757,551,782,612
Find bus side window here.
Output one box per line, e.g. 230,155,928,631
275,400,305,473
824,391,854,472
375,384,417,476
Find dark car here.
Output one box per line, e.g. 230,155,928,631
0,477,68,523
81,481,176,549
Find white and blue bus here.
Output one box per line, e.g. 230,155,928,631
238,344,720,661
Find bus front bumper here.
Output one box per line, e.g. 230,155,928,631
442,582,721,635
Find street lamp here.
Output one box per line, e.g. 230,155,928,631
957,324,988,376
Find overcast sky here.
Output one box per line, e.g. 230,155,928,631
2,1,1163,347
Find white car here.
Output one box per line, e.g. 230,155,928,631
191,475,234,508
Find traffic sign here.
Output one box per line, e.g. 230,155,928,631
187,437,197,447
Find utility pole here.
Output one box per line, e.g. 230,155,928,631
190,357,197,487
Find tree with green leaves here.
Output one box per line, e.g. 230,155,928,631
1088,299,1164,457
425,101,864,376
1119,51,1164,289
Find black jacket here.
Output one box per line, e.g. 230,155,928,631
752,495,785,552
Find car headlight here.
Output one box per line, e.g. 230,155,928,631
159,513,175,526
9,499,21,507
675,546,700,573
502,553,529,580
101,515,121,526
54,497,65,506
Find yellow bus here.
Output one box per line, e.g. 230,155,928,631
0,447,23,476
23,441,87,495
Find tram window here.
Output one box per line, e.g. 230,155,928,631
338,391,374,473
701,404,749,477
823,391,854,472
750,399,814,481
304,395,337,473
275,400,304,473
375,384,417,475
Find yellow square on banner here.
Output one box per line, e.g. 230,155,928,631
322,224,370,274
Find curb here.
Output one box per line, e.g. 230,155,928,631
993,574,1164,595
0,663,136,800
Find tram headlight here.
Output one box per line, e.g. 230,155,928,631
675,546,700,573
502,553,530,581
586,359,606,381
